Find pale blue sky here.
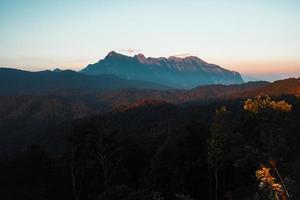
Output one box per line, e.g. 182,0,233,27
1,0,300,79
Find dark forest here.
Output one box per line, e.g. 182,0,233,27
1,94,299,200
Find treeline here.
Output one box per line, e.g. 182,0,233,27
1,96,300,200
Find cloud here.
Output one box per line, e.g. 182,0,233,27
171,53,194,58
119,48,141,55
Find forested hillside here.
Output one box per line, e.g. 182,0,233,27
1,95,299,200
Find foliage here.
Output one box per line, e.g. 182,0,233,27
244,96,292,114
256,164,288,200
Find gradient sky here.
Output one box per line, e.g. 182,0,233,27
1,0,300,80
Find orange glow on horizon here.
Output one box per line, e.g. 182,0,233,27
217,60,300,75
2,54,300,77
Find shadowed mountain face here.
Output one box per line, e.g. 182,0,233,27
81,51,244,89
0,68,167,95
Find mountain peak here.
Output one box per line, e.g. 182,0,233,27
134,53,147,63
52,68,62,72
104,51,133,62
168,55,206,64
105,51,206,64
107,51,118,56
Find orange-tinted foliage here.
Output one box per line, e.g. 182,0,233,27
244,96,292,113
256,165,288,200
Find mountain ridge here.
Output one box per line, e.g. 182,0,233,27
81,51,244,88
3,77,300,122
0,67,168,95
0,77,299,156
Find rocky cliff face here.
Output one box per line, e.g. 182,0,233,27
81,51,244,89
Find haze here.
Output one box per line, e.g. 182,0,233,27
1,0,300,81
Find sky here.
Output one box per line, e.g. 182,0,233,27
0,0,300,81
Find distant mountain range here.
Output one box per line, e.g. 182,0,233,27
0,68,167,95
81,51,244,88
1,78,300,122
1,65,299,107
0,52,245,95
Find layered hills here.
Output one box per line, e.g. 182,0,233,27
0,68,167,95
